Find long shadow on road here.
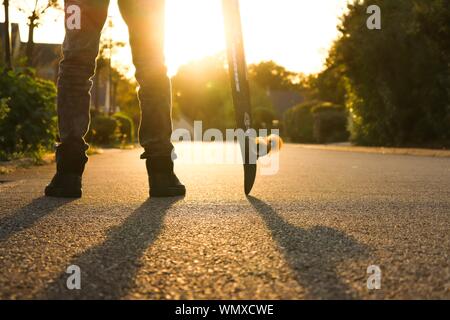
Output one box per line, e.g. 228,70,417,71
39,197,182,299
248,196,370,299
0,197,75,242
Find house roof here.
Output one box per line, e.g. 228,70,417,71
0,22,61,68
29,42,61,67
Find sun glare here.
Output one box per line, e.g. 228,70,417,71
165,0,348,76
165,0,347,76
165,0,225,76
6,0,348,77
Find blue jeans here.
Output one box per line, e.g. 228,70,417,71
58,0,174,158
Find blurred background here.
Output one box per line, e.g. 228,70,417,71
0,0,449,162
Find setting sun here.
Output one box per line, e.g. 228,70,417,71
167,0,347,76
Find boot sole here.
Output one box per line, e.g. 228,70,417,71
45,186,82,198
150,186,186,198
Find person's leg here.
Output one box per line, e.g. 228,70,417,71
118,0,173,157
118,0,185,197
46,0,110,198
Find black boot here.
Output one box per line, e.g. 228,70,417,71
146,157,186,198
45,142,88,198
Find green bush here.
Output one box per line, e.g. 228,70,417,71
313,103,349,143
86,113,121,146
85,112,135,146
284,101,349,143
113,112,135,144
283,101,317,143
0,69,57,160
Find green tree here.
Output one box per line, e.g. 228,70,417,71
172,57,305,131
309,44,346,106
334,0,449,146
171,54,234,131
248,60,301,91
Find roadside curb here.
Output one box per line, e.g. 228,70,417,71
0,153,55,175
296,144,450,158
0,146,119,175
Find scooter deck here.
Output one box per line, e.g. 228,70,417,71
222,0,257,195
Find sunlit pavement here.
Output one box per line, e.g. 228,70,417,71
0,143,449,299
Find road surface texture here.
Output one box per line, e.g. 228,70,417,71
0,143,449,299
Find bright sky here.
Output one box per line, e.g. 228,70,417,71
3,0,348,77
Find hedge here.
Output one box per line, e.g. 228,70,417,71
113,112,135,144
86,111,135,146
0,69,57,160
284,101,349,143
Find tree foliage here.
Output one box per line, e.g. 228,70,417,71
249,60,302,91
171,54,234,131
0,68,57,160
172,56,285,131
323,0,450,146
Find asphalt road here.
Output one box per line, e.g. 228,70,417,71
0,143,449,299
